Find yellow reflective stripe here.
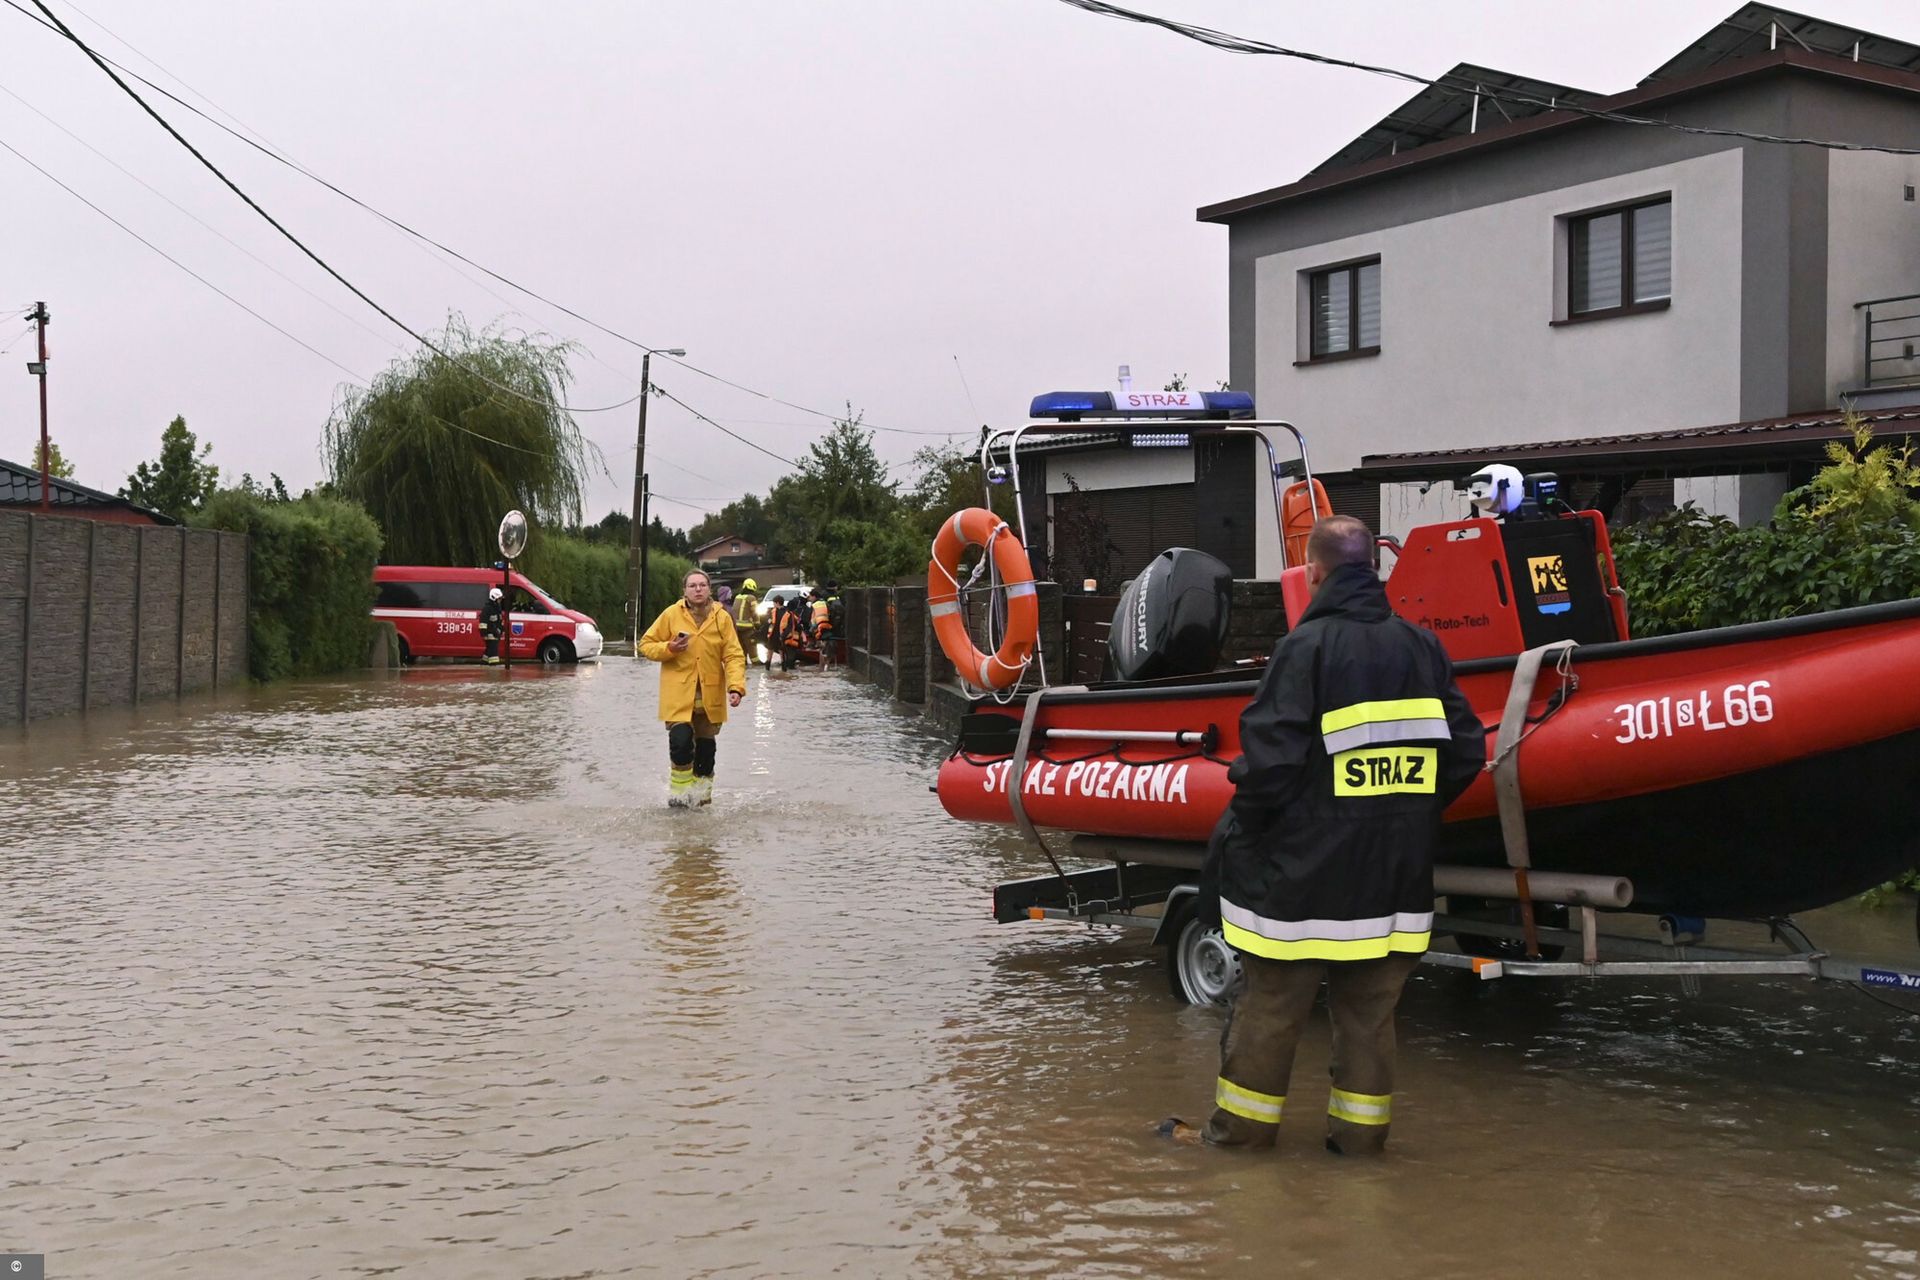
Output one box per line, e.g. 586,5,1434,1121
1216,1077,1284,1123
1320,698,1446,735
1222,920,1431,962
1328,1088,1392,1125
1333,746,1437,796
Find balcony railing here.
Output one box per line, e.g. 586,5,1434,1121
1855,293,1920,388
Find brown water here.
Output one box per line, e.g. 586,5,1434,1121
2,660,1918,1279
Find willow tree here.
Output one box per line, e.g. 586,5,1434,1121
325,316,593,565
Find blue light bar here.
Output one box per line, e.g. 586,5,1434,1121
1030,389,1255,421
1201,391,1255,417
1030,391,1116,417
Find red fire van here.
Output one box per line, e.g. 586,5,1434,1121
372,566,604,664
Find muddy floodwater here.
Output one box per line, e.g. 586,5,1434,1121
3,659,1918,1278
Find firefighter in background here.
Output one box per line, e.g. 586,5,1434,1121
638,569,746,808
1167,516,1485,1156
734,578,761,628
772,595,809,671
481,586,507,664
824,582,845,644
808,588,834,665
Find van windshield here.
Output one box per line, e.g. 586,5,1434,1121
518,579,564,610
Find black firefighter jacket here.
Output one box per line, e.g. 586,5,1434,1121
1205,563,1486,962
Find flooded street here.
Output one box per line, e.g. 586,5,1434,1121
3,659,1918,1279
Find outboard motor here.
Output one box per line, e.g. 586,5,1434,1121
1107,548,1232,681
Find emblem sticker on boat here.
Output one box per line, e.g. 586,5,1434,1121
1527,554,1572,615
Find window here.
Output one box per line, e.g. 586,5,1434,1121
428,582,489,611
1308,259,1381,360
375,581,426,608
1568,198,1670,318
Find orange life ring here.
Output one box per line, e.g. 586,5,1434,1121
928,507,1038,690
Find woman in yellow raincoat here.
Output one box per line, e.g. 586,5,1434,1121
639,569,747,807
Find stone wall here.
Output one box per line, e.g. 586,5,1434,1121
0,511,248,725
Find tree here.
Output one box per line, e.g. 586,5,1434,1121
648,516,690,556
906,439,1013,544
27,438,75,479
123,415,218,521
324,315,592,566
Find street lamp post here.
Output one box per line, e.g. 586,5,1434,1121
26,302,50,513
627,346,686,651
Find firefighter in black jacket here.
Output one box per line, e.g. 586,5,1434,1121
1178,515,1485,1156
481,586,507,664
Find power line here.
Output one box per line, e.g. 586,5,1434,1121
1,135,566,460
22,0,645,416
0,82,402,350
0,135,365,379
650,384,801,468
3,0,963,437
1055,0,1920,157
0,322,38,355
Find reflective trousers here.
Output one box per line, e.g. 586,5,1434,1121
1205,950,1421,1155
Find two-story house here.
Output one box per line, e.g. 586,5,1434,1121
1200,3,1920,567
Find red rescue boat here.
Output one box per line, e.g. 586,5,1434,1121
933,400,1920,918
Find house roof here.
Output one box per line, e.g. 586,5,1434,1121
691,531,760,553
1356,405,1920,481
1307,63,1600,177
0,457,173,523
1199,6,1920,224
1642,4,1920,85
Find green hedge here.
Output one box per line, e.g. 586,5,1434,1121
194,489,383,681
523,533,694,636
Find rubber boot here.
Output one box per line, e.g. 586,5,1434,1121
667,766,696,809
692,738,717,806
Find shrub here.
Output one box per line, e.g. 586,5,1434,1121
194,489,383,681
1613,420,1920,637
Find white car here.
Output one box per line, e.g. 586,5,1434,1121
756,584,811,618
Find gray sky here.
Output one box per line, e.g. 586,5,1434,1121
4,0,1915,527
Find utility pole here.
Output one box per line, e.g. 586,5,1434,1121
26,302,50,512
626,346,685,650
638,472,651,648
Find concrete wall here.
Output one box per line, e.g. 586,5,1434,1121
0,511,247,725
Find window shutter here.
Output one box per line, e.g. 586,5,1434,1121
1573,211,1624,313
1357,261,1381,349
1312,271,1349,356
1633,201,1671,303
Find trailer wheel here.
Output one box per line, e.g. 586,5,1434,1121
1165,899,1242,1007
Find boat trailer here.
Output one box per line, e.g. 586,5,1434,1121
993,836,1920,1004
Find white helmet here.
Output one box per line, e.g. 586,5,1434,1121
1465,463,1524,516
489,586,503,601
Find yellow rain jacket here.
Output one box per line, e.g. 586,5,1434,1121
640,600,747,725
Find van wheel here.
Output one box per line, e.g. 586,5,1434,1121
397,636,414,665
538,637,572,665
1164,898,1242,1007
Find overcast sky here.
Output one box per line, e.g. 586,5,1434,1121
5,0,1915,528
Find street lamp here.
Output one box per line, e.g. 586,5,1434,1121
627,346,687,651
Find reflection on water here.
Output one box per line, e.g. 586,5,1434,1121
1,661,1917,1278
